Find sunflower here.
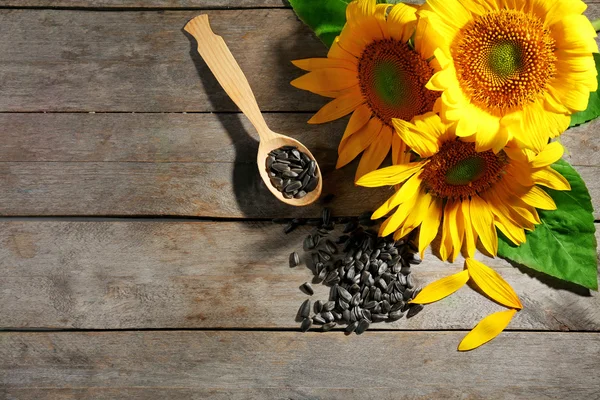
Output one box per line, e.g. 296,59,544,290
418,0,598,153
291,0,442,179
356,113,571,261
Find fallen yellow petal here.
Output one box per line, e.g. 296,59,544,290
458,309,517,351
465,258,523,310
409,270,469,304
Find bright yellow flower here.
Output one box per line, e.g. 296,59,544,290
291,0,442,179
418,0,598,153
411,258,521,351
356,113,571,261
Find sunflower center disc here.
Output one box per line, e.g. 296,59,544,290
421,140,508,200
445,157,487,186
358,39,439,126
488,41,523,78
452,9,557,111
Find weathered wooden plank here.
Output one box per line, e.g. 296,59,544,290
0,0,423,9
1,331,599,399
0,112,598,218
0,4,598,112
0,220,597,330
0,9,326,112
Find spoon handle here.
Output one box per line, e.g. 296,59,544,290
185,15,274,140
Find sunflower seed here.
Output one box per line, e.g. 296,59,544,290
284,180,303,193
381,300,391,314
362,309,372,322
345,321,359,333
371,313,388,323
342,309,351,323
294,190,308,199
322,207,331,226
388,310,405,321
282,170,299,179
355,319,370,335
289,252,300,267
407,303,424,319
314,300,323,314
323,301,336,311
406,273,415,289
332,311,342,320
303,235,315,251
322,311,334,323
284,221,297,233
322,322,336,332
325,239,337,254
301,282,314,295
364,300,378,309
271,162,290,172
313,315,326,324
374,287,382,302
299,299,311,319
318,250,332,261
305,176,319,192
300,318,312,332
338,299,350,310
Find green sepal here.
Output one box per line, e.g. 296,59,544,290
498,159,598,290
288,0,350,48
569,53,600,127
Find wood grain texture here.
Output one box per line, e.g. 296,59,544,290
0,4,598,112
0,0,427,8
0,113,598,218
1,331,599,399
0,9,326,112
0,220,597,330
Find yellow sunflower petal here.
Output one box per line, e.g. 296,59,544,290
409,270,470,305
387,2,417,42
520,186,556,210
393,190,434,240
391,133,409,165
470,195,498,256
328,38,358,64
308,88,365,124
458,309,517,351
465,258,523,309
461,197,478,258
337,118,382,168
356,161,425,187
418,197,443,258
340,104,373,146
393,114,441,158
530,141,564,169
291,68,358,94
291,58,356,72
449,199,465,262
531,167,571,191
371,171,423,220
355,127,393,180
380,189,421,236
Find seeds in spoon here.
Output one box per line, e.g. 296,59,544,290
266,146,319,197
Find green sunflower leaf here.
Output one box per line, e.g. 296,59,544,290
288,0,350,48
569,53,600,127
498,159,598,290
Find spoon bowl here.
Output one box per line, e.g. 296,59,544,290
185,14,322,206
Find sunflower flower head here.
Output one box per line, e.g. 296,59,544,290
356,113,570,261
291,0,442,179
419,0,598,153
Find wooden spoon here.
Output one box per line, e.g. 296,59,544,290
184,14,322,206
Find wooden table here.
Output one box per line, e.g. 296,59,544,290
0,0,599,398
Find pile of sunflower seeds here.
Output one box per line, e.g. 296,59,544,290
266,146,319,199
286,208,424,334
